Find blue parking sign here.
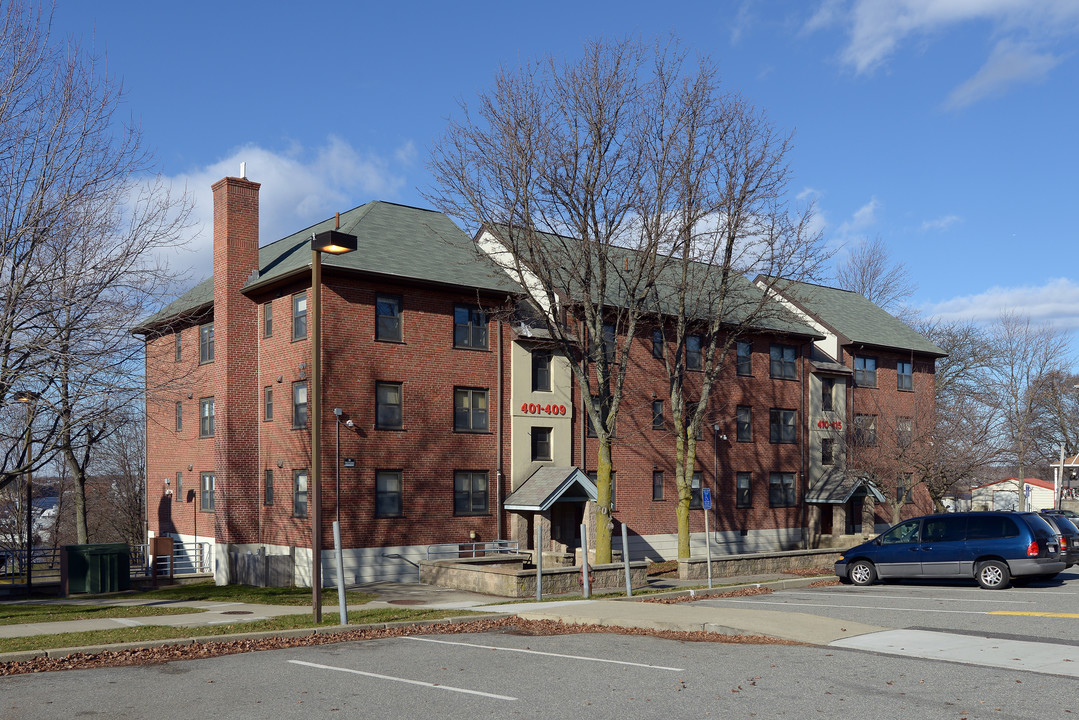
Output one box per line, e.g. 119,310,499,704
702,488,712,509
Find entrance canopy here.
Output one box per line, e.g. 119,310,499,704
503,467,597,512
806,470,886,504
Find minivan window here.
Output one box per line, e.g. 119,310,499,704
924,516,966,542
967,515,1019,540
880,519,920,544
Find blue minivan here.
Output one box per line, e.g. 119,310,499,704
834,512,1066,589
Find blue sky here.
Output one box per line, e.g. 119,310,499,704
52,0,1079,349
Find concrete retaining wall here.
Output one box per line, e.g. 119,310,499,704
420,556,649,597
679,548,842,580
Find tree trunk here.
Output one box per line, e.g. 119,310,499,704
594,438,613,564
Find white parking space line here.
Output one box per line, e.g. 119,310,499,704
405,636,684,671
780,591,1038,605
288,660,517,701
718,598,990,615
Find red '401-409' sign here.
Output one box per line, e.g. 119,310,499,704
521,402,568,416
816,420,842,429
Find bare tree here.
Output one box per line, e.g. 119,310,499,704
429,38,669,562
92,410,146,545
986,310,1072,511
0,2,191,543
834,236,915,315
1028,369,1079,461
635,54,826,558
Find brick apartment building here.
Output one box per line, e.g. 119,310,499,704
137,174,943,585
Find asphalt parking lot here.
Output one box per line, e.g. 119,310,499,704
698,568,1079,645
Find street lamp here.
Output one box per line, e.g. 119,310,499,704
14,391,37,597
310,223,357,623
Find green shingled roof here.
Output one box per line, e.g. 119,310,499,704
769,278,946,357
136,201,522,332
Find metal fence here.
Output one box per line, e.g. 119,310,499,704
0,547,61,584
0,542,209,587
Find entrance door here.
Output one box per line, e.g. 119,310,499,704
550,502,583,552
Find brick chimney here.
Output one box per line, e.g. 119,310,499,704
211,174,261,559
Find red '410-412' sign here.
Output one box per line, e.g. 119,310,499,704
521,402,568,416
816,420,842,429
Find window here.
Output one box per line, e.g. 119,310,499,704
923,516,966,543
531,351,551,392
454,471,489,515
652,470,664,501
854,356,877,387
652,400,665,430
736,472,752,508
293,469,308,517
897,360,913,391
531,427,553,461
821,438,835,466
898,417,913,448
769,472,796,507
264,469,273,505
376,294,402,342
376,382,403,429
602,322,617,364
175,472,183,503
454,388,488,432
263,302,273,337
652,329,664,359
690,472,703,509
175,401,183,432
769,408,796,444
199,397,215,437
264,386,273,422
292,293,307,341
686,335,702,371
375,470,403,517
769,344,796,380
454,305,487,349
199,323,214,364
175,331,182,362
821,377,835,412
897,473,913,504
736,341,752,376
853,414,877,446
292,381,308,429
880,518,920,545
736,406,752,442
200,472,215,511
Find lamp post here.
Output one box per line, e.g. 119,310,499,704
14,391,37,596
310,223,357,623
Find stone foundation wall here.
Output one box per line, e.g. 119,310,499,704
679,548,842,580
420,556,649,597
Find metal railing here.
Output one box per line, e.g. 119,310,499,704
131,542,210,577
0,547,62,584
426,540,519,560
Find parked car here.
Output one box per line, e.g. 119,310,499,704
1039,512,1079,568
834,512,1066,589
1042,508,1079,520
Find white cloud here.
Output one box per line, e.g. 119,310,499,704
920,214,961,232
160,138,412,281
835,197,879,237
806,0,1079,106
944,39,1064,110
922,277,1079,330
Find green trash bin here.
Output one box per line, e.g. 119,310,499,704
63,544,131,594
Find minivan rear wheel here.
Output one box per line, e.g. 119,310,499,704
976,560,1010,589
848,560,877,586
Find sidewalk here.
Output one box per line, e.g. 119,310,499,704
0,572,873,654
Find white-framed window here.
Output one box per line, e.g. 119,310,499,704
200,472,215,511
199,397,215,437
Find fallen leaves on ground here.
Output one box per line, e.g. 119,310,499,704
643,586,774,604
0,615,802,676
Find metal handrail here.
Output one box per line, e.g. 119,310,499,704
426,540,519,560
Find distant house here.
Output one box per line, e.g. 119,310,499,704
971,478,1054,512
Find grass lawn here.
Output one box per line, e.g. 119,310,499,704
98,581,379,606
0,607,485,654
0,604,203,626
